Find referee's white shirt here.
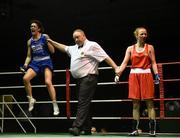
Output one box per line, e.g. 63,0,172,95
65,39,109,79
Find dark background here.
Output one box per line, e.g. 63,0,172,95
0,0,180,133
0,0,180,71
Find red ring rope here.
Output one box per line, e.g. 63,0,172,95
66,69,71,119
158,64,165,119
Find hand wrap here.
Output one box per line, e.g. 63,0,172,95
20,65,27,73
114,75,119,83
154,74,160,84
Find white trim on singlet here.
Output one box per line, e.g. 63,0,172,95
33,56,50,61
130,68,151,73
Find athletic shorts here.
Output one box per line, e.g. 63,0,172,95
28,59,53,74
128,68,154,100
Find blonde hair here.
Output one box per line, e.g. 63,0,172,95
133,27,147,38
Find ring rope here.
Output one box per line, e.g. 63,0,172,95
66,69,71,119
1,116,180,120
0,61,179,121
1,97,180,105
158,64,165,119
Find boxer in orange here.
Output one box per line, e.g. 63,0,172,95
115,27,160,136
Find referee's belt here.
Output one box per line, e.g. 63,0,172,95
78,74,98,79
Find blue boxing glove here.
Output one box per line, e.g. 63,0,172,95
154,74,160,84
20,65,28,74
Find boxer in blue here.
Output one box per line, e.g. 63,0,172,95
21,19,59,115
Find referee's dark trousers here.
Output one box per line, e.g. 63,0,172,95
72,74,98,131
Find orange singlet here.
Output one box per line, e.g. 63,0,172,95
128,44,154,100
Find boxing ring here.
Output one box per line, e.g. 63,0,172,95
0,61,180,137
